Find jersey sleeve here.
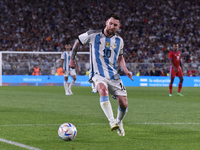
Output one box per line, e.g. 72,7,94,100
61,52,65,60
119,38,124,55
168,51,172,59
78,31,90,45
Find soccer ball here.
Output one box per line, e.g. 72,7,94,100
58,123,77,141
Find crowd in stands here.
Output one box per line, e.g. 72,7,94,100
1,0,200,76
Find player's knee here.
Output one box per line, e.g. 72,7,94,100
72,75,76,81
123,101,128,109
180,78,183,83
119,97,128,109
98,88,108,96
119,104,128,109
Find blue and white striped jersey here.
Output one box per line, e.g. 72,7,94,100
61,51,71,71
78,29,124,80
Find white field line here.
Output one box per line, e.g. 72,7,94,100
0,138,42,150
129,122,200,125
1,122,200,127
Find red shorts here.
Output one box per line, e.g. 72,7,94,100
169,66,183,79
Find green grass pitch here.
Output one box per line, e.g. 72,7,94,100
0,86,200,150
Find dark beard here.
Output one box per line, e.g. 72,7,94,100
106,29,114,37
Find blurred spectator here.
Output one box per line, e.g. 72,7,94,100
191,58,199,69
136,69,145,76
32,65,41,75
118,68,124,76
161,69,167,76
187,67,193,76
56,66,64,75
85,69,89,76
10,66,18,75
0,0,200,76
28,68,34,75
151,68,156,76
145,69,153,76
155,67,161,76
192,71,196,77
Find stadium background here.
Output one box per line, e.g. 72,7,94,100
0,0,200,85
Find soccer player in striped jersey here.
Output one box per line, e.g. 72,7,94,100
61,44,79,95
69,13,133,136
168,44,184,96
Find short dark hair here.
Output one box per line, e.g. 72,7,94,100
108,13,121,22
173,44,179,47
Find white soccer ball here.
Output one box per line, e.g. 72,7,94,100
58,123,77,141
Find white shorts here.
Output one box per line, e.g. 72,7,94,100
64,69,76,77
91,74,127,96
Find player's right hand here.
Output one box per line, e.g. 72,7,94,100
69,59,76,69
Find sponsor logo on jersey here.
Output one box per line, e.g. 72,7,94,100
106,42,110,48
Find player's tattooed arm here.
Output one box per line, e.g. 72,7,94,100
71,39,80,60
69,39,81,69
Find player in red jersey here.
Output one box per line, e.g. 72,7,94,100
168,44,184,96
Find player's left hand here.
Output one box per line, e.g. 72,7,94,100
69,59,76,69
125,71,133,81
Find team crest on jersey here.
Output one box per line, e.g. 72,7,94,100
112,43,117,49
105,42,110,48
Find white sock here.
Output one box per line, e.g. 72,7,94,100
92,83,95,90
69,80,75,89
64,81,68,92
100,96,114,122
116,106,128,124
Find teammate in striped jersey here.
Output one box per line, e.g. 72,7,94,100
61,44,79,95
69,13,133,136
